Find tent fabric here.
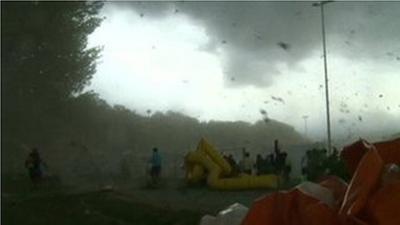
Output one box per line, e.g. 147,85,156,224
241,138,400,225
241,187,340,225
373,138,400,165
338,147,384,224
341,138,400,176
319,176,348,210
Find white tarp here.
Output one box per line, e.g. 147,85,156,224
199,203,249,225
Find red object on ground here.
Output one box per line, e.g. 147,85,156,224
241,138,400,225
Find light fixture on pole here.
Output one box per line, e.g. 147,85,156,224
313,0,334,153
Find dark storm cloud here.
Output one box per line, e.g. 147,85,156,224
105,1,400,87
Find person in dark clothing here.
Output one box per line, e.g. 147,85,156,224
149,147,162,186
274,139,281,154
240,152,254,175
225,154,239,176
265,153,275,174
256,154,264,175
25,148,43,186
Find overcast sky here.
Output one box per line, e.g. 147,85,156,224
87,1,400,144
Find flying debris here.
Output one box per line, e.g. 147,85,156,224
379,94,383,98
258,109,270,123
339,101,350,113
387,106,391,111
277,42,290,51
182,80,189,84
340,102,348,108
260,109,267,115
140,13,144,18
146,109,152,115
174,9,179,13
271,96,285,104
221,40,227,44
358,115,362,122
397,56,400,61
230,77,235,81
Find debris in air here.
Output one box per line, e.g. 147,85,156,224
271,96,285,104
259,109,267,115
277,42,290,51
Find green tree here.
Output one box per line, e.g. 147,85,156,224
1,1,104,172
2,1,103,129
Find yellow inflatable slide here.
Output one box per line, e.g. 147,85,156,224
184,138,279,190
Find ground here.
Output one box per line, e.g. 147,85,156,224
2,175,277,225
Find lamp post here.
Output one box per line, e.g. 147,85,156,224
302,115,309,137
313,0,334,153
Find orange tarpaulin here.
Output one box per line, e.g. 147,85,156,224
341,138,400,175
241,138,400,225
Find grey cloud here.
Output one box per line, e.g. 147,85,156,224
105,1,400,87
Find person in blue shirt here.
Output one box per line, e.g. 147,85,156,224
150,147,162,184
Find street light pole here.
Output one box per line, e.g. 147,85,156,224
313,1,333,154
302,115,309,137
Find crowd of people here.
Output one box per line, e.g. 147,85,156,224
24,139,349,189
222,139,349,183
223,139,291,180
301,147,349,181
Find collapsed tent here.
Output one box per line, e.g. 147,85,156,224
241,138,400,225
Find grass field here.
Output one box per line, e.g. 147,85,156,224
2,175,204,225
2,174,279,225
3,190,204,225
